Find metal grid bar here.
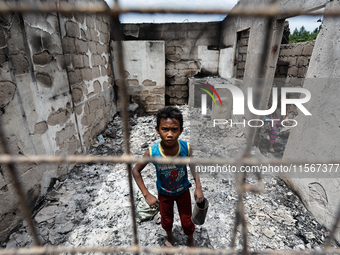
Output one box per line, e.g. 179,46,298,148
1,154,340,166
1,245,340,255
0,2,339,17
0,0,339,254
110,0,139,247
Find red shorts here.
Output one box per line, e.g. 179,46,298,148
158,189,195,236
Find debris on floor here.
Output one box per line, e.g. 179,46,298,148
2,106,337,251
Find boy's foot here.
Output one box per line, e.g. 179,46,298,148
165,231,174,247
268,147,275,153
187,235,195,247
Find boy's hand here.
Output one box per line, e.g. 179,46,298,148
194,186,204,203
145,193,159,209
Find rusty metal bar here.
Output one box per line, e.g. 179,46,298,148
0,154,340,166
0,1,339,17
0,127,41,246
325,203,340,248
1,245,340,255
111,0,139,247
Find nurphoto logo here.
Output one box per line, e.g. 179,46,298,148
199,83,312,128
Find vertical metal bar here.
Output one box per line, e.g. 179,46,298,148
111,0,139,248
244,2,277,155
325,203,340,247
0,124,41,246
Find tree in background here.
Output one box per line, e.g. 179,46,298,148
289,25,322,43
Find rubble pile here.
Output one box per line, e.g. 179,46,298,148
2,106,337,251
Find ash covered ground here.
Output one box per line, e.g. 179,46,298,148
3,106,338,252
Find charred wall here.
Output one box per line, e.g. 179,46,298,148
122,22,221,105
0,0,115,241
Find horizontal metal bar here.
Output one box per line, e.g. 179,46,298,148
0,2,339,17
0,245,340,255
0,154,339,166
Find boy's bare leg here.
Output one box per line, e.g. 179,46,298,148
165,231,174,246
187,234,194,247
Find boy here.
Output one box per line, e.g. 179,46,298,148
132,106,204,247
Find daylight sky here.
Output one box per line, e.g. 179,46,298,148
105,0,323,33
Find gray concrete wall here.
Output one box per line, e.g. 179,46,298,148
275,41,315,116
0,0,115,241
282,0,340,242
111,41,165,113
122,22,221,105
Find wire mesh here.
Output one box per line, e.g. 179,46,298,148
0,1,339,254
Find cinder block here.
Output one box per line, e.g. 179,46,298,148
240,38,249,47
145,95,156,102
188,61,201,70
166,68,177,77
175,91,187,98
62,37,75,54
72,87,83,103
178,69,192,77
288,66,298,76
151,87,164,94
68,69,83,85
75,39,88,53
86,14,95,29
238,62,245,69
167,75,188,85
181,85,188,91
89,98,99,112
93,80,102,93
65,21,80,38
92,66,100,79
83,55,90,67
291,44,303,56
101,65,109,76
167,54,181,62
297,66,307,77
82,67,93,81
175,61,189,70
88,41,97,53
90,29,99,42
297,57,308,67
165,89,176,97
33,51,53,66
91,54,102,66
236,69,244,78
142,79,157,86
302,44,314,56
100,32,108,44
166,46,176,55
72,55,83,68
126,79,139,86
103,81,109,90
238,46,248,54
279,48,291,57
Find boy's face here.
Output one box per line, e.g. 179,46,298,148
156,118,183,147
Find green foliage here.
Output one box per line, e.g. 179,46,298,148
289,25,322,43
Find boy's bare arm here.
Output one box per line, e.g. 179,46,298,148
189,147,204,203
132,149,159,208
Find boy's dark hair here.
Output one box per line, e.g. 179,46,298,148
156,106,183,129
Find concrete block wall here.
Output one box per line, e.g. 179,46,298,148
111,41,165,113
236,30,250,79
122,22,221,105
59,10,115,151
275,41,315,116
0,0,115,241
